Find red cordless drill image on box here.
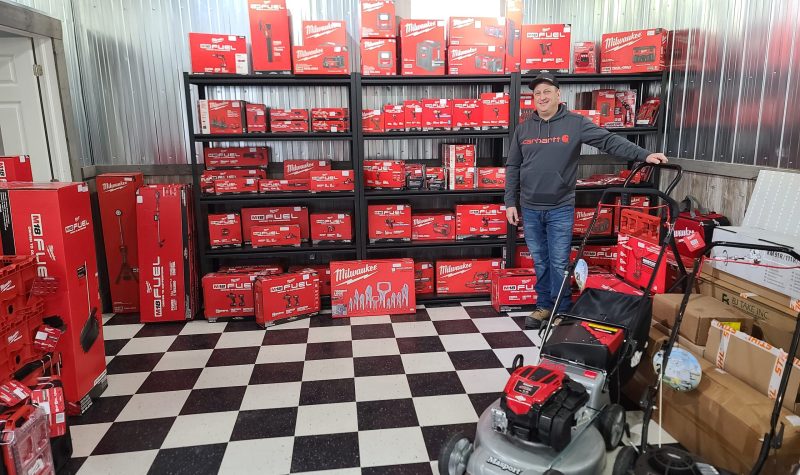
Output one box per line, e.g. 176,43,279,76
600,28,669,74
293,46,350,75
403,100,423,130
189,33,249,74
201,169,266,194
259,179,310,192
477,167,506,189
451,99,482,130
448,46,505,75
361,38,397,76
208,213,242,248
382,104,405,130
492,268,537,311
421,99,452,130
368,204,411,242
202,272,256,319
309,170,355,192
251,224,302,248
283,160,332,179
573,207,614,236
331,259,416,317
198,100,245,134
363,160,405,189
448,17,506,46
288,264,331,296
456,204,507,239
412,212,455,241
362,109,385,132
520,24,571,73
480,92,510,129
247,0,292,74
214,177,260,195
400,19,446,75
310,213,353,243
449,166,476,190
361,0,396,38
0,155,33,182
437,259,502,294
255,270,320,328
204,147,269,169
242,207,309,242
415,261,434,294
245,103,268,133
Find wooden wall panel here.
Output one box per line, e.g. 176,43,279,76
661,170,756,224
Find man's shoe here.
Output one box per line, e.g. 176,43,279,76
524,308,552,329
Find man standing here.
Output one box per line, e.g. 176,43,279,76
505,73,667,329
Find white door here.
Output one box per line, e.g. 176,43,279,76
0,37,52,181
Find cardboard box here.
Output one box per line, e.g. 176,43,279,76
442,144,477,168
592,89,617,126
514,244,533,268
584,273,643,296
0,156,33,182
96,173,143,313
361,0,395,38
384,104,405,130
421,99,452,130
255,270,320,327
310,213,352,243
311,108,348,120
448,17,506,47
241,206,309,242
403,100,423,130
200,169,265,194
245,103,268,133
616,234,668,293
412,212,455,241
637,97,661,126
362,109,385,133
331,259,416,317
399,19,446,75
477,167,505,189
652,294,754,346
213,177,259,195
311,119,350,133
448,46,505,75
361,38,397,76
572,109,600,126
521,24,571,73
451,99,482,130
269,120,309,133
573,207,613,236
363,160,405,189
600,28,669,74
258,179,309,192
504,0,523,73
570,245,617,270
368,204,411,242
208,213,242,248
455,204,506,239
219,264,283,275
283,160,332,179
309,170,354,192
302,20,347,48
573,41,597,73
198,100,245,134
251,224,301,247
248,0,292,74
293,46,350,75
449,166,476,190
270,108,309,121
480,93,509,129
202,272,256,319
492,268,537,311
437,259,503,294
188,33,249,74
204,147,269,169
415,261,434,295
288,264,331,296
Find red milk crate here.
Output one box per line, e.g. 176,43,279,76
573,207,614,236
412,212,455,241
288,264,331,296
399,19,446,75
369,204,411,242
570,245,618,270
448,46,505,75
255,270,320,327
415,261,434,295
284,160,332,179
302,20,347,48
198,100,245,134
514,244,533,268
573,41,597,73
208,213,242,248
189,33,249,74
361,0,396,38
437,258,503,294
448,17,506,47
363,160,405,189
480,92,510,129
456,204,507,239
403,100,423,130
242,206,309,242
270,120,309,133
200,170,266,194
449,166,476,190
0,156,33,182
421,99,452,130
293,46,350,75
615,234,668,293
246,103,268,133
202,272,256,319
259,179,310,192
384,104,405,130
310,213,353,243
270,109,309,121
330,259,416,317
520,24,571,73
204,147,269,169
248,0,292,74
309,170,354,192
600,28,669,74
362,109,385,132
491,268,537,311
504,0,523,73
451,99,482,130
251,224,302,247
361,38,397,76
213,177,259,195
477,167,506,189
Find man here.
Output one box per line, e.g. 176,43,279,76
505,72,668,329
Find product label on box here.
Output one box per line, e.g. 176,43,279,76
362,109,384,132
442,144,477,167
477,167,506,189
242,206,309,241
204,147,269,169
0,379,31,406
480,93,510,129
404,100,423,129
31,384,66,437
573,41,597,73
309,170,354,192
330,259,416,317
251,224,302,247
361,0,396,39
271,109,309,121
521,24,571,73
412,213,454,241
492,269,537,310
199,100,245,134
422,99,452,130
270,120,309,133
209,213,242,248
450,166,476,190
311,119,350,133
34,325,62,352
214,177,259,195
246,104,268,133
383,104,405,130
515,244,533,268
400,20,446,75
202,273,255,318
259,179,310,192
311,213,352,242
601,29,668,74
364,160,405,189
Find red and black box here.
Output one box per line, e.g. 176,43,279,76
204,147,269,169
302,20,347,48
213,177,259,195
455,204,506,239
189,33,249,74
615,234,668,293
573,207,614,236
246,103,268,133
449,166,476,190
573,41,597,73
255,270,320,327
284,160,332,179
202,272,256,319
383,104,405,130
448,17,506,46
477,167,506,189
403,100,423,130
600,28,669,74
361,0,396,38
399,19,446,75
437,258,502,294
361,38,397,76
198,100,245,134
331,259,416,317
242,206,309,242
491,268,537,311
311,213,353,243
442,144,477,168
309,170,355,192
448,46,505,75
412,212,455,241
259,178,310,192
504,0,522,73
208,213,242,248
520,24,571,73
368,204,411,242
570,244,618,270
451,99,482,130
362,109,385,132
289,264,331,296
363,160,405,189
480,92,510,129
293,46,350,75
414,261,434,295
421,99,452,130
311,119,350,133
251,224,302,247
270,120,309,133
271,108,309,121
201,169,266,194
514,244,533,268
0,156,33,182
248,0,292,74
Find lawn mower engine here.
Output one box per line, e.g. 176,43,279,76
496,365,589,452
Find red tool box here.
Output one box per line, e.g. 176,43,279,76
412,212,455,241
255,270,320,327
310,213,353,243
204,147,269,169
616,234,668,293
448,46,506,75
259,178,310,192
573,207,614,236
213,177,259,195
137,184,199,324
414,261,434,295
362,109,385,132
208,213,242,248
383,104,405,130
636,98,661,126
570,245,618,270
477,167,506,189
309,170,354,192
403,100,423,130
437,258,502,294
491,268,537,311
520,24,571,73
455,204,507,239
361,0,396,38
270,120,309,133
0,156,33,182
442,144,477,167
311,119,350,133
0,257,43,380
449,166,476,190
480,93,510,129
189,33,249,74
288,264,331,296
674,210,730,258
200,170,266,194
448,17,506,47
1,405,54,475
573,41,597,73
600,28,669,74
271,109,309,121
241,206,309,243
361,38,397,76
368,204,411,242
283,160,332,179
245,103,268,133
0,183,107,411
248,0,292,74
96,173,143,314
399,19,446,75
293,46,350,75
198,100,245,134
302,20,347,48
451,99,482,130
251,224,302,248
202,272,256,319
331,259,416,317
363,160,405,189
421,99,452,130
514,244,533,268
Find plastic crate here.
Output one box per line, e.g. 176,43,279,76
0,315,43,383
0,257,37,333
1,404,54,475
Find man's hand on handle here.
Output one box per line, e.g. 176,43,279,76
507,207,519,226
645,153,668,164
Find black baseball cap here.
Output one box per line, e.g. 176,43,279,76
529,72,560,90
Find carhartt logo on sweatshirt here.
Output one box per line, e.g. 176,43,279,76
521,134,570,145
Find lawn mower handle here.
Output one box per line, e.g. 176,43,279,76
622,162,683,196
598,187,680,222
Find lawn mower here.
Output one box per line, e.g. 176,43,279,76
439,164,685,475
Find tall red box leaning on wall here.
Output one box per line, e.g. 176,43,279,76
0,182,107,412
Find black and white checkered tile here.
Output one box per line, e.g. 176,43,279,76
64,302,675,475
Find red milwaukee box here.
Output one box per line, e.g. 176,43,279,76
361,38,397,76
399,19,446,76
200,169,266,194
0,183,107,408
636,98,661,126
421,99,452,130
293,46,350,75
309,170,355,192
331,259,416,317
448,17,506,47
606,90,637,128
252,224,302,247
448,45,505,75
137,184,199,325
574,207,614,236
302,20,347,48
514,244,533,268
585,272,643,296
289,264,331,296
442,144,477,167
270,120,309,133
361,0,396,38
369,204,411,242
449,166,476,190
270,108,309,121
456,204,507,239
491,268,537,311
363,109,385,132
426,167,445,181
208,213,242,248
219,264,283,275
363,160,405,189
248,0,292,74
477,167,506,189
504,0,523,73
311,119,350,133
480,92,510,129
592,89,617,126
189,33,249,74
573,109,601,126
616,234,667,293
570,245,618,269
214,177,259,195
519,94,536,124
452,99,482,129
259,179,310,192
311,108,349,120
0,156,33,182
412,212,455,241
437,259,503,294
600,28,669,74
415,261,434,295
245,103,268,133
404,163,425,184
202,272,256,319
255,270,320,327
204,147,269,169
613,195,651,233
383,104,405,130
311,213,353,243
198,100,245,134
521,24,571,73
573,41,597,73
403,100,423,130
242,206,309,242
284,159,332,179
31,380,67,437
97,173,143,314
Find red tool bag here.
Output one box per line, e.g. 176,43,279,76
674,196,730,258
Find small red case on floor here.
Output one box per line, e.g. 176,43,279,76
255,270,321,327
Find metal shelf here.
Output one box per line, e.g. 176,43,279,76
200,192,355,204
362,75,511,86
194,133,352,142
516,236,619,246
520,72,664,84
204,243,357,259
606,127,659,135
364,130,508,140
367,238,507,252
365,189,504,199
186,73,352,86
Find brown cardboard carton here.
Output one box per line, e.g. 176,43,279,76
703,266,800,313
650,321,706,357
652,293,754,345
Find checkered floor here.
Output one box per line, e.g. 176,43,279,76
63,302,676,475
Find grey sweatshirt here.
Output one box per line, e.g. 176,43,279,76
504,105,651,210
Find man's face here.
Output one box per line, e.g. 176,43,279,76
533,82,560,115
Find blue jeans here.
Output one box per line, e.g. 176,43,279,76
522,205,574,313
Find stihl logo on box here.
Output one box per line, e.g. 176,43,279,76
437,259,502,294
214,178,259,195
255,270,320,327
189,33,249,74
574,207,614,236
361,38,397,76
302,21,347,48
448,17,506,47
0,156,32,182
209,213,242,248
421,99,452,130
615,234,667,293
448,46,505,76
449,166,476,190
201,169,265,194
363,109,385,132
309,170,354,192
311,213,353,243
570,245,617,269
248,0,292,73
414,261,434,294
311,108,349,120
202,273,255,318
383,104,405,130
204,147,269,169
412,212,454,241
403,100,423,129
451,99,482,129
600,29,668,73
492,269,537,311
456,204,507,239
514,245,533,268
361,0,396,39
477,167,506,189
369,204,411,242
246,103,268,133
521,24,571,73
259,179,310,192
330,259,416,317
198,100,245,134
573,41,597,73
311,119,350,133
284,160,332,179
271,109,309,121
363,160,405,189
400,20,446,76
242,206,309,242
293,46,350,75
480,92,510,129
251,224,302,247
